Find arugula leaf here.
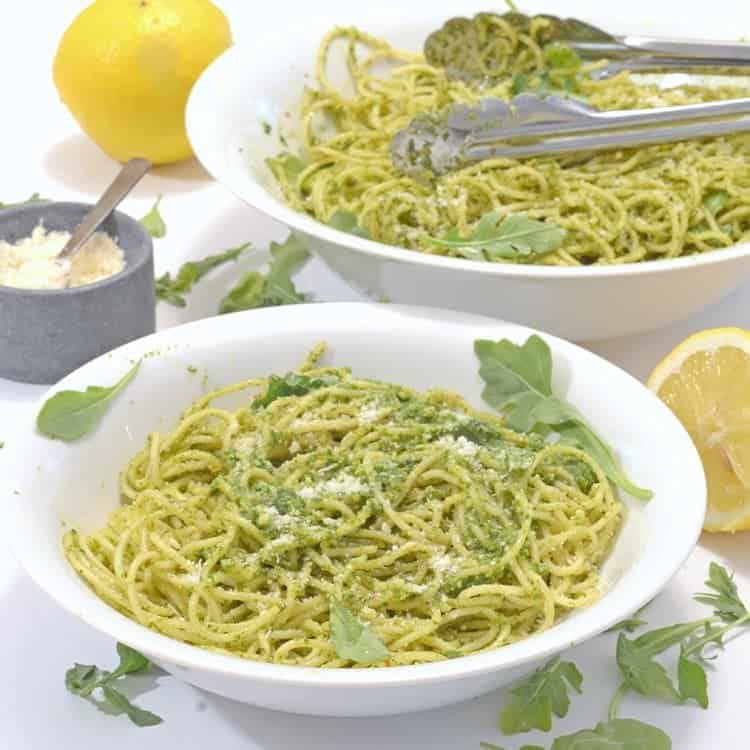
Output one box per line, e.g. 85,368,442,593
219,234,309,314
101,685,163,727
254,373,332,409
607,617,648,634
65,663,105,697
156,243,250,307
499,657,582,735
544,44,582,70
36,361,140,441
65,643,162,727
266,152,309,182
694,562,748,621
615,634,681,703
139,196,167,238
329,601,389,663
327,210,372,239
630,620,711,658
703,190,729,216
109,643,151,680
474,335,652,499
677,648,708,708
428,212,566,261
550,719,671,750
606,604,650,634
0,192,49,209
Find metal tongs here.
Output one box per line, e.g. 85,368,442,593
423,13,750,81
572,36,750,80
390,94,750,177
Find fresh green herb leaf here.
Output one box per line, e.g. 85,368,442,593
327,210,372,239
616,634,681,703
0,192,49,209
36,361,140,441
544,44,582,70
0,440,4,449
139,196,167,238
607,617,648,634
156,243,250,307
677,648,708,708
694,562,748,621
428,212,566,261
703,190,729,216
474,335,652,499
329,601,389,663
261,121,272,135
219,271,265,313
65,644,162,727
266,152,309,182
254,372,331,409
218,233,309,314
65,663,104,697
101,685,163,727
550,719,671,750
109,643,151,680
631,619,711,658
499,657,582,735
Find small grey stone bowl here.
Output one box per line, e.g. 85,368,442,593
0,202,155,384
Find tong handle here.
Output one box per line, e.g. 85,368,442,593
619,35,750,61
468,97,750,146
467,115,750,161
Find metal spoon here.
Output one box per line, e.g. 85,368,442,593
57,157,151,285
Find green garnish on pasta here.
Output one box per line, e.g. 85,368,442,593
64,338,628,668
270,17,750,265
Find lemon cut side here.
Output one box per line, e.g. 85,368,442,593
648,328,750,532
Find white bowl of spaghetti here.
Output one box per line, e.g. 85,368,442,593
186,0,750,341
6,303,704,716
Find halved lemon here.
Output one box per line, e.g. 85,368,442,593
648,328,750,532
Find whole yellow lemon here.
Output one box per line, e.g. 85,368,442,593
53,0,232,165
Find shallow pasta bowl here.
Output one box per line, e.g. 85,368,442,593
186,0,750,342
5,303,705,716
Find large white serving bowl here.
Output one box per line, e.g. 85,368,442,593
186,0,750,342
5,304,705,717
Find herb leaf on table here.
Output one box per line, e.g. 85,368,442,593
427,212,566,261
36,361,140,441
139,195,167,238
499,657,583,734
550,719,671,750
156,242,250,307
218,233,309,314
65,643,162,727
474,334,652,499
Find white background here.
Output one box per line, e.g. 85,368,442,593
1,1,750,748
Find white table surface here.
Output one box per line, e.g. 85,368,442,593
2,2,750,748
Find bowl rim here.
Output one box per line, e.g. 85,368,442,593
187,44,750,281
6,303,707,688
0,201,153,296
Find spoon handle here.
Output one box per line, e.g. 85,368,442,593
57,157,151,260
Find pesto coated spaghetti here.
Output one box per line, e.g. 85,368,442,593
269,17,750,265
64,346,622,668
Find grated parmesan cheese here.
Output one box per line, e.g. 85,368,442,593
436,434,480,458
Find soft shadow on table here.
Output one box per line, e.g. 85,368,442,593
699,531,750,578
43,134,212,197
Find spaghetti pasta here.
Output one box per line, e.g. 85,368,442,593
64,346,622,668
269,20,750,265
